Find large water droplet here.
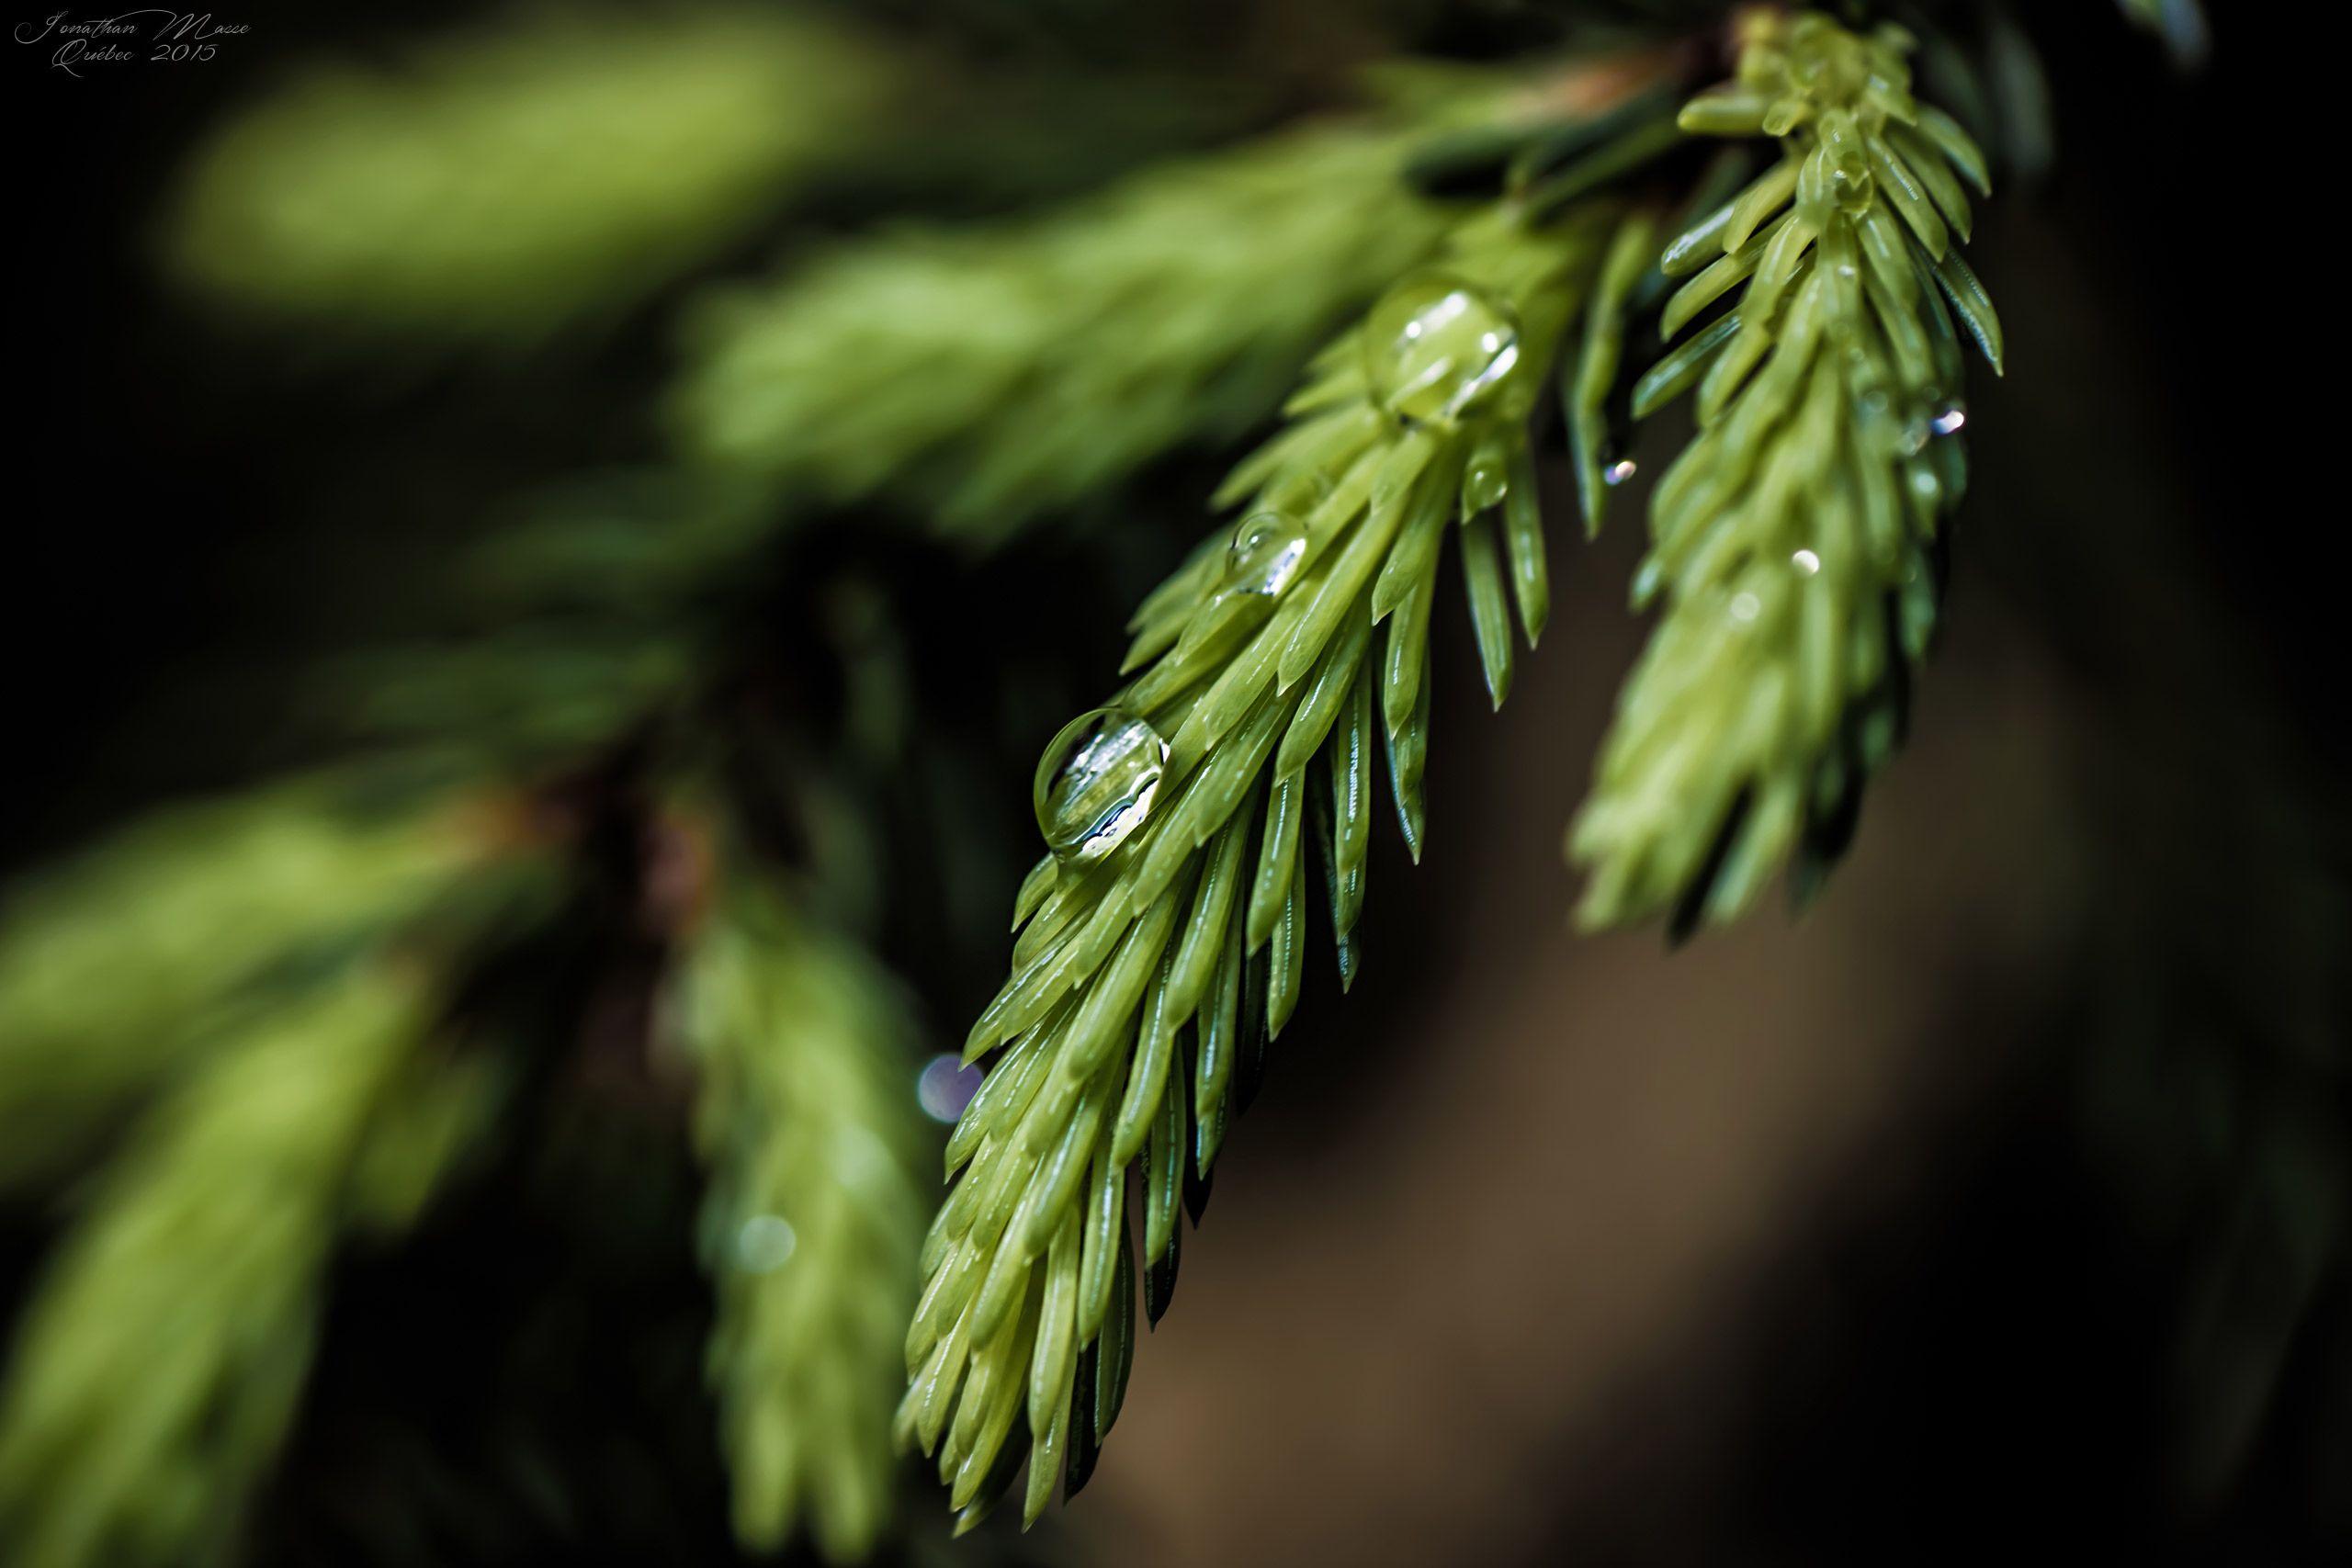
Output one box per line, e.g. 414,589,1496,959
1363,273,1521,426
1224,511,1308,598
1929,400,1967,436
1034,706,1169,865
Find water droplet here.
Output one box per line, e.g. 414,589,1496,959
1461,456,1509,514
735,1215,797,1273
1729,592,1762,625
1604,457,1638,487
1034,706,1169,865
1792,548,1821,576
1363,273,1521,426
1224,511,1308,598
1827,151,1875,216
1929,401,1967,435
917,1053,983,1123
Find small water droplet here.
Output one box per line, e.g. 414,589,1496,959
1603,457,1638,487
1729,592,1762,625
735,1215,797,1273
1792,548,1822,576
917,1053,983,1123
1929,401,1967,436
1827,150,1875,216
1363,273,1521,426
1035,706,1169,865
1462,457,1509,514
1224,511,1308,598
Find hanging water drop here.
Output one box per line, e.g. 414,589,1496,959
1034,705,1169,865
1363,273,1521,426
1929,400,1967,435
1461,454,1509,514
1792,548,1822,576
1224,510,1308,598
1603,457,1638,487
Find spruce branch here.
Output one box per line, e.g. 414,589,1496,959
0,769,537,1190
0,939,542,1568
670,115,1468,546
1568,11,2001,935
672,844,932,1562
165,8,897,344
899,183,1645,1527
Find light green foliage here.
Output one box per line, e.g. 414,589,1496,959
671,118,1462,544
166,7,895,343
1569,12,2001,934
0,772,521,1188
676,868,932,1562
0,963,455,1568
901,202,1612,1528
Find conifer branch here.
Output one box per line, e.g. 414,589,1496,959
901,180,1647,1525
1568,11,2001,936
672,843,932,1563
0,770,536,1190
671,115,1469,546
0,908,548,1568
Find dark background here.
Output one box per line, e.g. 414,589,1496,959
6,4,2344,1564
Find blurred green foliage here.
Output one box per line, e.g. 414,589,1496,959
0,852,560,1567
671,115,1464,544
674,852,933,1561
165,7,898,344
0,765,530,1190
